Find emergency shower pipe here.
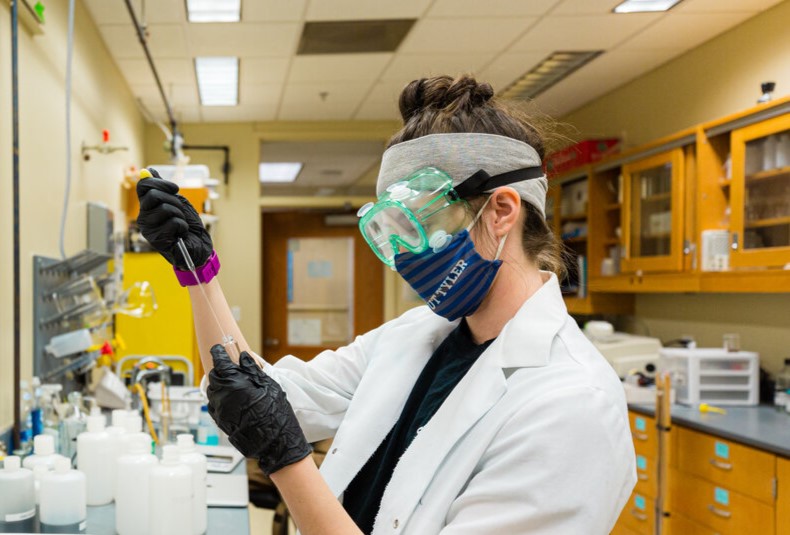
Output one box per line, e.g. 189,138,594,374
10,0,21,450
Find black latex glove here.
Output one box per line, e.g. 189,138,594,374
206,345,312,476
135,168,213,270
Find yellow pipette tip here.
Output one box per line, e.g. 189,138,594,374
139,168,153,180
699,403,727,415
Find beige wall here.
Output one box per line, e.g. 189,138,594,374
564,0,790,148
0,1,146,429
561,1,790,374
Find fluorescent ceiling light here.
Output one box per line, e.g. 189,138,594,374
613,0,682,13
259,163,303,183
500,51,603,101
195,57,238,106
186,0,240,22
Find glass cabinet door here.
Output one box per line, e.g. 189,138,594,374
622,148,685,273
730,114,790,268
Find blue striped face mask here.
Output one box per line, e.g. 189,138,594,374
394,197,507,321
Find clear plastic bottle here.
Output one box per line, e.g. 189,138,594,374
177,434,208,535
0,456,35,530
775,359,790,410
196,405,219,446
77,414,113,505
18,380,34,454
39,456,87,530
60,392,87,459
116,433,158,535
30,377,43,437
149,445,194,535
39,384,63,449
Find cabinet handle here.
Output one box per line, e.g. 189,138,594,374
630,509,648,521
707,504,732,519
709,458,733,471
637,473,649,481
731,232,739,250
634,432,649,441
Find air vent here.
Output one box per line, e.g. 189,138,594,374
500,51,603,100
297,19,416,55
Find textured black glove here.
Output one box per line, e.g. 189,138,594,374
135,168,213,271
206,345,312,476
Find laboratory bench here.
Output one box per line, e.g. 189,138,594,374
613,402,790,535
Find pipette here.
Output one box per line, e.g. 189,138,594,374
175,238,241,360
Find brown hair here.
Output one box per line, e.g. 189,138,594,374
387,74,566,278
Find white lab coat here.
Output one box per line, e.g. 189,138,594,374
263,272,636,534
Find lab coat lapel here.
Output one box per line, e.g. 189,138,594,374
373,348,507,533
320,314,458,497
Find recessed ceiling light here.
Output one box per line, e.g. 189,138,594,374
195,57,238,106
259,163,303,183
613,0,682,13
186,0,241,23
500,51,603,101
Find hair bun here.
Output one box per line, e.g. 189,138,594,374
398,75,494,122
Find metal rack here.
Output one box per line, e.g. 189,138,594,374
33,251,112,392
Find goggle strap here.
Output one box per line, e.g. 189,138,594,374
452,166,545,199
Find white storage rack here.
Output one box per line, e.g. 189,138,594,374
659,347,759,406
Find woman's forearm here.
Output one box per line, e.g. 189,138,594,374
271,457,363,535
188,278,251,372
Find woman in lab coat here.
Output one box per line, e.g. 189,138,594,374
137,75,636,534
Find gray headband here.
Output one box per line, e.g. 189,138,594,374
377,133,548,217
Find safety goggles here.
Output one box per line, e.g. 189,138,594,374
357,168,468,267
359,165,546,267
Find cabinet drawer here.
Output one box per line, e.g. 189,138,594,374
777,457,790,535
635,453,658,499
629,412,658,459
619,492,656,534
669,469,774,535
665,513,717,535
677,427,775,503
610,521,642,535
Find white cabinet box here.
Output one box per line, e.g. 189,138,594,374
660,348,759,406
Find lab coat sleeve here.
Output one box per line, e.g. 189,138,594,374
440,385,636,535
259,321,388,443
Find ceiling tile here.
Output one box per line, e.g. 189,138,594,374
83,0,133,25
305,0,433,21
552,0,623,15
399,18,537,54
117,58,197,87
278,82,372,120
427,0,560,18
98,24,144,59
188,23,301,57
288,54,393,83
479,51,551,93
511,13,660,51
353,83,404,120
201,105,277,122
136,0,186,23
622,12,753,50
675,0,783,13
239,84,282,109
379,53,495,83
175,106,203,124
570,49,672,81
100,23,189,59
531,72,620,116
240,58,291,85
243,0,307,21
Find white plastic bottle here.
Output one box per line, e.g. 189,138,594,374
106,409,128,499
124,412,144,433
77,414,113,505
22,434,67,503
177,434,208,535
149,445,194,535
39,456,87,530
0,456,35,529
116,433,158,535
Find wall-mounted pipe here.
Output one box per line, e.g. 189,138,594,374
182,144,232,185
11,0,21,449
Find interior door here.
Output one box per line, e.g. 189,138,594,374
261,211,384,362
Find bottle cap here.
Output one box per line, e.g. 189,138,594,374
34,434,55,456
86,414,106,433
4,455,21,471
54,456,71,474
201,405,209,413
161,444,180,464
112,409,127,428
123,413,143,433
176,434,195,452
